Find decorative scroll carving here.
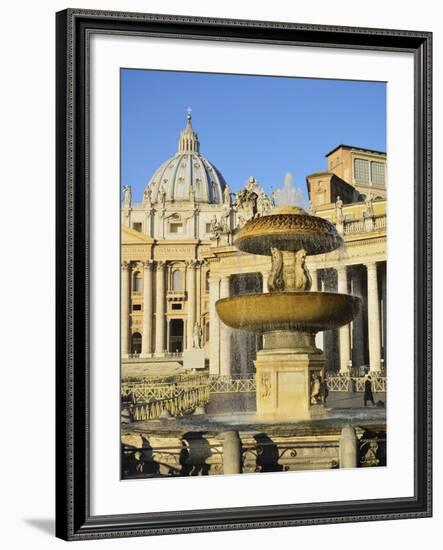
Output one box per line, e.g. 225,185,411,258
294,249,312,291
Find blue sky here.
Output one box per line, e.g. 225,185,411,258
121,69,386,203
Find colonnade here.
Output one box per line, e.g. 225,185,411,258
122,259,386,376
121,259,204,358
310,261,385,374
208,261,385,376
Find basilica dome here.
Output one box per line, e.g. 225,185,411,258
143,113,227,205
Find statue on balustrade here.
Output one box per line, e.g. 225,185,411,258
364,193,375,217
335,195,344,224
123,184,132,207
192,322,203,348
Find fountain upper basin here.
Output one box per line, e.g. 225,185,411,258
234,207,343,256
216,292,361,332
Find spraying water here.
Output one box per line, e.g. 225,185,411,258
273,172,307,208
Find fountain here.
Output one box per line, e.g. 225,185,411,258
216,206,361,421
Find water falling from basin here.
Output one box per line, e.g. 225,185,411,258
216,205,361,421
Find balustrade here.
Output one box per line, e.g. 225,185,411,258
128,385,210,421
343,214,386,235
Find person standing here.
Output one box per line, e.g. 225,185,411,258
322,375,329,405
364,375,375,407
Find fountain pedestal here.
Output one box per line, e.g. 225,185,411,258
254,330,326,421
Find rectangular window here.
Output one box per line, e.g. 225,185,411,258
354,158,369,182
169,223,183,234
371,161,385,186
171,303,182,310
205,223,212,233
132,304,142,311
132,222,142,232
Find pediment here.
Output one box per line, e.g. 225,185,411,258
121,226,153,244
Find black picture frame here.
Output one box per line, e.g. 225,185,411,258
55,8,432,541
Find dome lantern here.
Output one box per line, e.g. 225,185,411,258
178,110,200,154
143,111,227,205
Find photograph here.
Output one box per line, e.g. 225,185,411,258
119,69,388,479
53,7,432,540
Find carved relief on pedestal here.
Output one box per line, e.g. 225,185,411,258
260,372,272,400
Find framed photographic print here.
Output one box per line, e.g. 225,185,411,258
55,8,432,541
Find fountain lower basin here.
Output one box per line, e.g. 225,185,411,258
216,291,361,333
216,291,361,421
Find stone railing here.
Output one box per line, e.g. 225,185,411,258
122,373,385,412
343,214,386,235
122,374,209,401
125,351,184,361
325,376,350,392
326,375,386,393
166,290,187,301
208,375,256,393
205,374,386,393
165,351,183,358
374,215,387,230
124,385,210,422
343,219,364,234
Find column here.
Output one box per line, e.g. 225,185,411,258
339,425,357,468
187,260,197,349
337,266,351,373
166,319,171,353
196,261,202,326
262,272,269,293
366,262,381,372
312,268,323,350
221,431,242,474
160,209,165,239
192,208,198,239
145,207,153,238
310,268,318,291
155,261,166,355
121,261,131,358
380,261,387,370
350,267,366,369
209,276,220,375
141,260,153,357
311,270,324,351
220,276,231,377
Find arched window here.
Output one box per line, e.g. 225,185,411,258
172,270,182,290
131,332,142,354
205,270,210,292
132,271,142,293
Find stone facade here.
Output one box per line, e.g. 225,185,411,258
121,115,387,377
